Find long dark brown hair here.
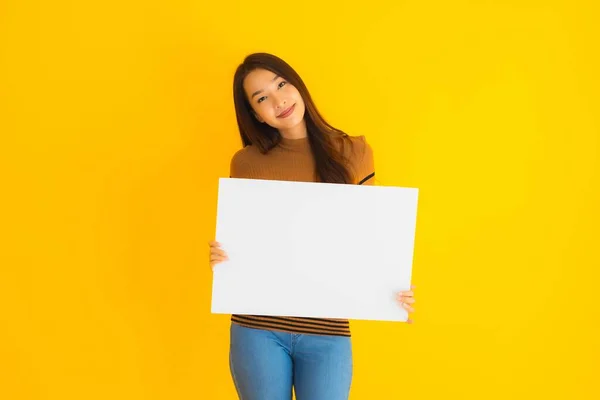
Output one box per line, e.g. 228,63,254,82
232,53,355,184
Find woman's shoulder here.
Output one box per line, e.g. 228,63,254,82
348,134,371,155
231,144,258,160
334,133,375,184
229,145,262,178
333,133,372,163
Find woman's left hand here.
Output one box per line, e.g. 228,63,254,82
396,285,416,323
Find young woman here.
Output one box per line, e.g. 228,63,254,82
208,53,416,400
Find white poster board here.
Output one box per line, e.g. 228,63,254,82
211,178,419,322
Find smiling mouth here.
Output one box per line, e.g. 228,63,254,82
277,104,296,118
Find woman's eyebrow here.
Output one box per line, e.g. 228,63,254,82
251,74,281,99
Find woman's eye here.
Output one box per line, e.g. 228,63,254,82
278,81,287,89
257,96,266,103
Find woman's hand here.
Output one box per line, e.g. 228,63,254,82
208,240,228,271
396,285,416,323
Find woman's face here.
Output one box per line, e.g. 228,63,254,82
243,68,306,131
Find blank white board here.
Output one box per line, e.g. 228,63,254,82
211,177,419,322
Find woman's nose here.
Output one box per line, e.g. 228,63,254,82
274,95,287,109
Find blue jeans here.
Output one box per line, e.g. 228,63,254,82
229,322,353,400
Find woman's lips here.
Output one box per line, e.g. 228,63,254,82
277,104,295,118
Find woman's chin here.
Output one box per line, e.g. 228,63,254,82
281,114,306,129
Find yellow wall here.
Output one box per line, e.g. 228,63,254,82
1,1,598,399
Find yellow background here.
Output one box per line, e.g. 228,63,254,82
1,1,598,399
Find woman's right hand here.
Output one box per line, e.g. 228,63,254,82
208,240,228,271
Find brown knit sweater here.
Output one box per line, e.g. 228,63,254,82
228,133,375,336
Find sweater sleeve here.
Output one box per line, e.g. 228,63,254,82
353,135,375,185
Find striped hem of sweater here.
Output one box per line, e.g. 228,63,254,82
231,314,351,337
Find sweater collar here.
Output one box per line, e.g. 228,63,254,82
278,135,310,151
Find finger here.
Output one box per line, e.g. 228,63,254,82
396,291,413,298
210,255,227,262
400,297,416,304
211,248,228,257
406,318,414,324
400,302,415,313
208,240,221,247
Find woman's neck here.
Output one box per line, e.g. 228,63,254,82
279,119,308,140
